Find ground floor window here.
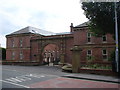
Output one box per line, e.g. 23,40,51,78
12,51,15,60
87,50,92,60
102,49,108,60
20,51,23,60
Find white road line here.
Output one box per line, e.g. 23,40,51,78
0,80,30,88
2,69,17,72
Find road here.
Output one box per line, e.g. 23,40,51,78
1,65,119,89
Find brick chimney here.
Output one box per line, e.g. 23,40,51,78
70,23,73,32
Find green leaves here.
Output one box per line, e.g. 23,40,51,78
82,2,120,36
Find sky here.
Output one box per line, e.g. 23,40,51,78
0,0,88,48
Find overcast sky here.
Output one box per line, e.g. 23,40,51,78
0,0,88,48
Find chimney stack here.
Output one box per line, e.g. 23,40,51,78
70,23,73,32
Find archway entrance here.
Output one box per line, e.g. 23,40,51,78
42,44,60,66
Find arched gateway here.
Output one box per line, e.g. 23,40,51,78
30,34,73,65
42,44,59,65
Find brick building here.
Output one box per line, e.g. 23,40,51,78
5,22,115,68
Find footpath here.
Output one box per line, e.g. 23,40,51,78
62,73,119,84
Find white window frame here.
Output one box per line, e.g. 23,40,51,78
20,51,23,60
87,50,92,60
102,49,108,60
87,32,92,43
20,39,23,47
12,51,15,60
12,39,15,47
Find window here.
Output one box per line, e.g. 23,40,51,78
102,34,107,42
20,51,23,60
87,33,91,43
12,39,15,47
20,39,23,47
87,50,92,60
87,50,92,55
12,52,15,60
102,49,108,60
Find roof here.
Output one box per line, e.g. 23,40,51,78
7,26,55,36
55,32,72,35
74,21,90,28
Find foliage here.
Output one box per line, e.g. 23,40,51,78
82,64,112,70
82,2,120,72
82,2,120,36
0,48,6,60
108,50,115,61
86,56,95,64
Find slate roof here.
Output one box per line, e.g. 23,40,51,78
55,32,72,35
74,21,90,28
7,26,55,36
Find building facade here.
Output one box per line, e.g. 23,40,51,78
5,22,115,68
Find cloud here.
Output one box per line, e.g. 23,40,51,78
0,34,6,48
0,0,88,48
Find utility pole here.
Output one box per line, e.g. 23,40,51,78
114,2,119,72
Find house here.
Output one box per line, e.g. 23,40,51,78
5,22,115,69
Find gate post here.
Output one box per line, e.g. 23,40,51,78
60,53,65,64
71,46,82,73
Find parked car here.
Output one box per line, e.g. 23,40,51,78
62,64,72,72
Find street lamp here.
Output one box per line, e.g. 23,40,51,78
114,2,119,72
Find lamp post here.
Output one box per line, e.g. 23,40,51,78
114,2,119,72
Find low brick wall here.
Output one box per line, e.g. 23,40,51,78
79,68,117,76
2,61,40,66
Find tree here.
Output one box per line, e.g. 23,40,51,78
82,2,120,37
81,2,120,73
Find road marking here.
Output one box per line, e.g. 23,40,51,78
0,80,30,88
3,73,59,85
4,73,46,84
5,75,32,83
2,69,17,72
26,74,45,78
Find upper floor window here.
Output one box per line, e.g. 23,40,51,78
20,51,23,60
20,39,23,47
102,34,107,42
12,51,15,60
102,49,108,60
11,39,15,47
87,32,91,43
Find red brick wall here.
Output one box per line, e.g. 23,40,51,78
65,37,74,64
73,27,115,65
74,29,87,45
6,34,34,61
74,28,115,45
31,40,39,61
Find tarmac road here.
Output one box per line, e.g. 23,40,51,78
1,65,119,89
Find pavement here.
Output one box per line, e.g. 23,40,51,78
62,73,120,84
48,63,120,84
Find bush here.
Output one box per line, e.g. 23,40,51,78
109,49,120,72
0,48,6,60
